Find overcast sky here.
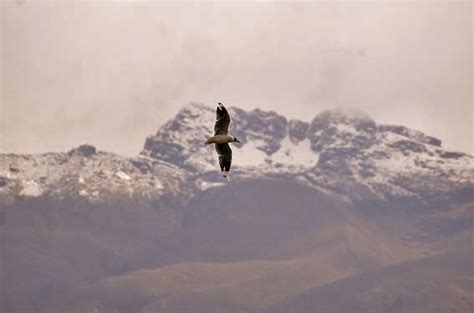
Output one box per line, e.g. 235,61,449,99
1,1,472,155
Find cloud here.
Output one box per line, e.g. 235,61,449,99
1,1,471,155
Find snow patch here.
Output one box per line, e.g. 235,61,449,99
374,150,415,174
335,123,357,134
185,148,216,171
234,139,269,166
196,179,226,191
116,171,131,181
272,137,319,167
153,178,164,190
19,180,43,197
234,136,319,171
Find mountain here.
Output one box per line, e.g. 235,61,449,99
0,102,472,313
142,102,472,210
1,102,472,209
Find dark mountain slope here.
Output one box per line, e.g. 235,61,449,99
272,250,473,313
179,178,349,262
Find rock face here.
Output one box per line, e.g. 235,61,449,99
288,120,310,143
0,102,473,313
378,124,442,147
68,144,97,157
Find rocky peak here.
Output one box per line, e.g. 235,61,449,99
378,124,442,147
140,103,292,169
68,144,97,157
308,109,377,152
289,120,310,144
243,109,288,154
170,102,213,130
311,109,376,130
141,103,215,168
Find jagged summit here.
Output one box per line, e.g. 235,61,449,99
68,144,97,157
137,102,473,206
312,108,375,126
141,102,462,169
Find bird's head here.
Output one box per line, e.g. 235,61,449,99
233,136,241,143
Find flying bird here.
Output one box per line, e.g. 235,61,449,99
205,103,240,177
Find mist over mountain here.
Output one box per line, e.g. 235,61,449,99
0,103,472,313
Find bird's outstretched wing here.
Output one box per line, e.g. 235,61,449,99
214,103,230,135
215,143,232,174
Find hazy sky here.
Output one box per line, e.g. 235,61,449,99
1,1,472,155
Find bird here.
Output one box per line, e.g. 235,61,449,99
205,103,240,177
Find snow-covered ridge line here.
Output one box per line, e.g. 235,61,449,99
0,144,186,203
1,103,472,207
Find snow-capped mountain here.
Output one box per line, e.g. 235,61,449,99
0,102,472,209
0,145,187,207
141,102,473,207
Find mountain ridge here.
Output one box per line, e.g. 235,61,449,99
1,102,472,210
